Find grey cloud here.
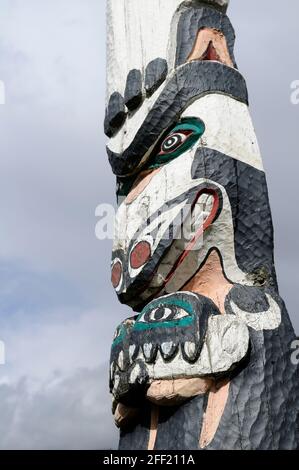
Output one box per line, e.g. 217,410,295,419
0,366,118,450
0,0,298,451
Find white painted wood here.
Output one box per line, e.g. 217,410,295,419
106,0,184,101
182,94,264,171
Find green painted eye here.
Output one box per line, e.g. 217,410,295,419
147,117,205,169
133,298,195,331
115,118,205,204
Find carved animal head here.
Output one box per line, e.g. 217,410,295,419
110,292,249,404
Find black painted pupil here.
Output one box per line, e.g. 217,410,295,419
154,307,166,321
162,133,182,152
144,306,176,323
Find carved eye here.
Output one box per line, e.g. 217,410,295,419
159,131,192,155
138,305,189,324
146,117,205,170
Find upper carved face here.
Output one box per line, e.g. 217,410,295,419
106,1,274,310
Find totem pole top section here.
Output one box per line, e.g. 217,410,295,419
106,0,230,102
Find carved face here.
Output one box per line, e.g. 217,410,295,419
110,291,250,404
106,1,276,312
108,82,267,310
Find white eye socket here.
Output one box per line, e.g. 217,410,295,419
138,306,189,324
160,132,189,154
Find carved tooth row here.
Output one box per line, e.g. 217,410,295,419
140,341,180,363
112,340,200,383
138,341,203,363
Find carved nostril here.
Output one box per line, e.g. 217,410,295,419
111,261,123,289
130,241,151,270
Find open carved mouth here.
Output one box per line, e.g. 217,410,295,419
162,188,221,287
201,41,220,61
111,186,222,307
187,28,234,68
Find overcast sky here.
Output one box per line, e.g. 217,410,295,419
0,0,298,450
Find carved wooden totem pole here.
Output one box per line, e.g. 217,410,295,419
105,0,299,450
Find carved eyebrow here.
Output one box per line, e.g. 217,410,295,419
104,92,126,138
104,58,168,138
107,60,248,177
124,69,143,112
145,58,168,97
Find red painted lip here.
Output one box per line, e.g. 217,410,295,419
163,188,220,286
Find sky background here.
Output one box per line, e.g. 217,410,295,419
0,0,298,450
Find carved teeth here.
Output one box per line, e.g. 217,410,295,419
112,373,120,397
117,351,124,370
129,363,141,384
181,341,198,362
160,341,178,361
129,344,138,363
109,361,116,392
110,362,115,380
142,343,157,363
